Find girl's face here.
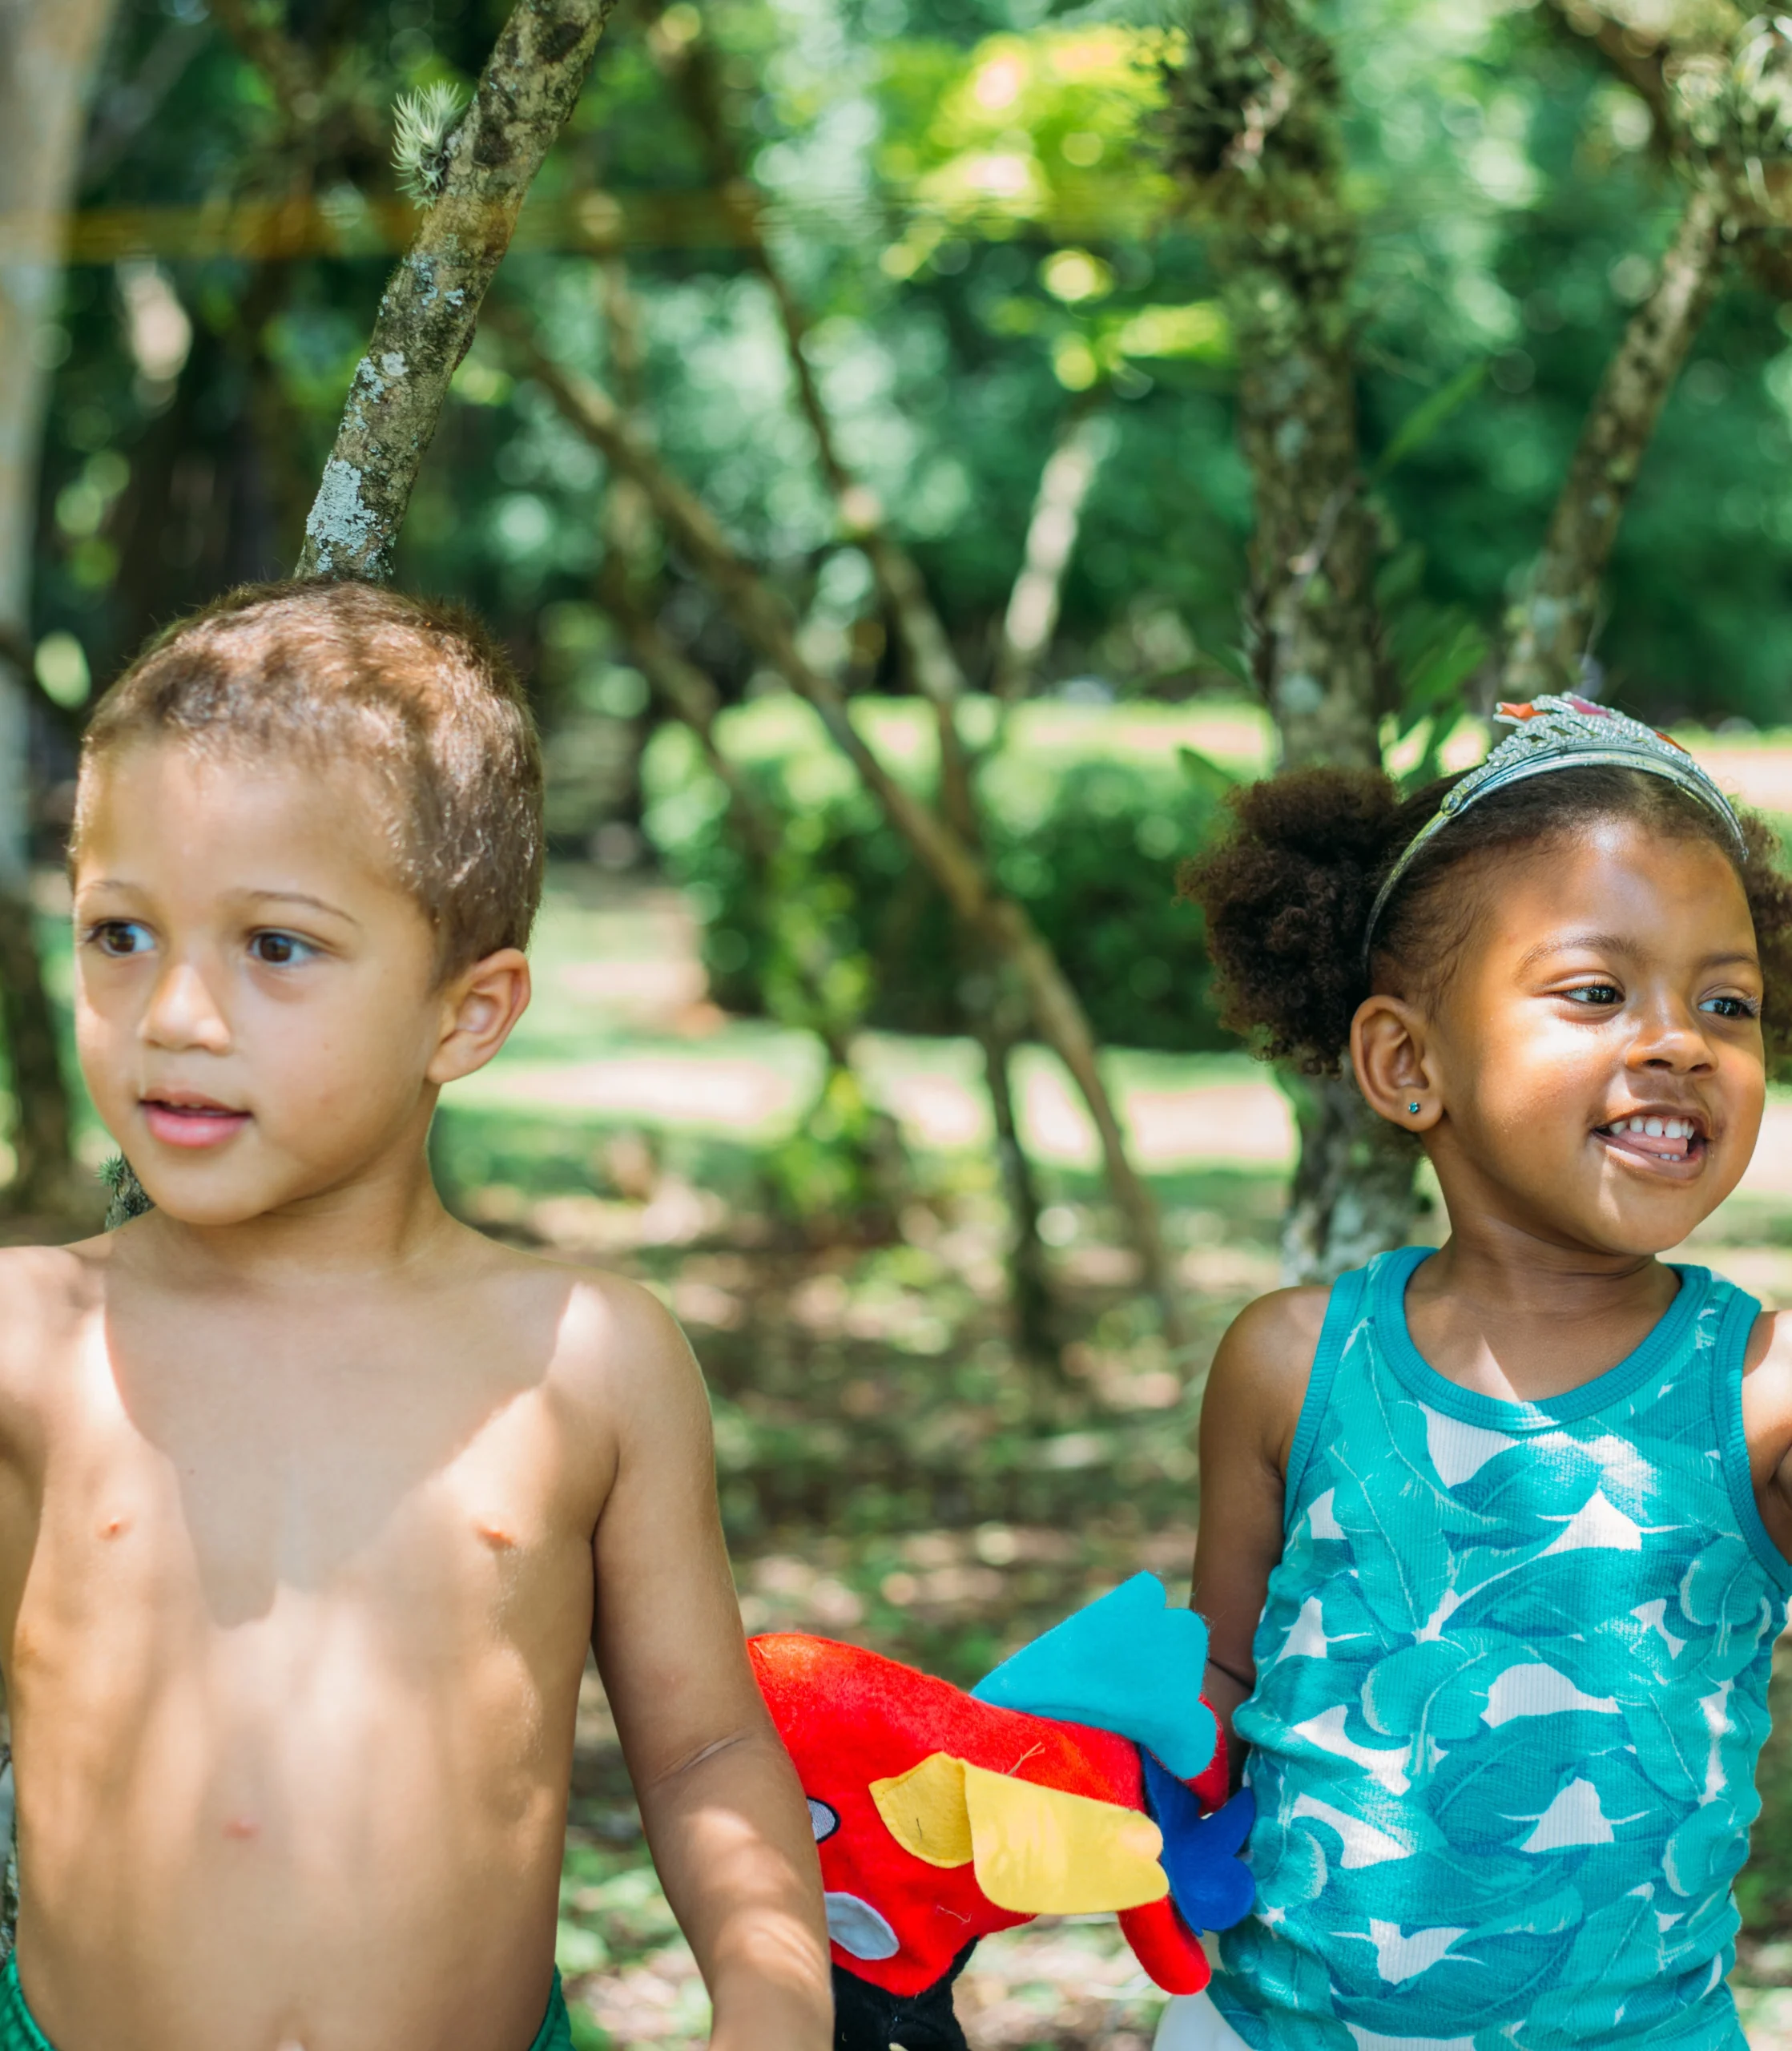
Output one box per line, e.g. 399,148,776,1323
1369,819,1766,1259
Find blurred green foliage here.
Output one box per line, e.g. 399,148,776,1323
642,695,1233,1050
28,0,1792,812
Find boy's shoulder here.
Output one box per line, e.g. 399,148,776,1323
452,1226,706,1424
0,1236,109,1323
0,1238,109,1396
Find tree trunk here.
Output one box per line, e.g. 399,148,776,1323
1167,1,1418,1283
1500,181,1726,699
294,0,618,579
0,0,120,1215
1279,1072,1424,1283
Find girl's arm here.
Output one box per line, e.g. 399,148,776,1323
1191,1287,1328,1783
1743,1308,1792,1561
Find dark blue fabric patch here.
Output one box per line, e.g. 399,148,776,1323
1142,1750,1256,1933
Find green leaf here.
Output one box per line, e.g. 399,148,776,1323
1373,361,1488,479
1177,744,1241,799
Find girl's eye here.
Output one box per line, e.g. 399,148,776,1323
248,931,316,967
86,920,153,957
1701,993,1761,1020
1563,983,1621,1006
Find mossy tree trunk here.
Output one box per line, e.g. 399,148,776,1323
1166,0,1418,1283
1164,2,1786,1283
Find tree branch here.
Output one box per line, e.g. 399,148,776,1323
294,0,617,579
993,409,1111,702
596,571,773,862
640,14,1072,1345
1500,178,1726,697
1540,0,1678,133
499,312,1184,1342
643,6,972,712
206,0,321,126
587,245,903,1227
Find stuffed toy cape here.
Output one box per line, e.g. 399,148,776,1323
749,1573,1255,2051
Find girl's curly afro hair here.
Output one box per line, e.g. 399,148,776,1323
1181,758,1792,1076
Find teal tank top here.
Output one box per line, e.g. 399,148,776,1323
1210,1248,1790,2050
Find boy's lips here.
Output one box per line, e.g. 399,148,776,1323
139,1093,250,1150
1593,1108,1709,1171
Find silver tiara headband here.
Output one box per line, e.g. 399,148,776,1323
1360,694,1747,972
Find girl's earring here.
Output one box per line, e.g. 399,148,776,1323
1407,1102,1422,1116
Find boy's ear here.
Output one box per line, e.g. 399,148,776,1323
1351,993,1440,1134
427,947,531,1086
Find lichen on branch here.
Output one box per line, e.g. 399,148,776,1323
295,0,618,582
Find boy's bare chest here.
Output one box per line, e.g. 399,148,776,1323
6,1311,605,1675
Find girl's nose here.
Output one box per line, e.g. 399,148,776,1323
1629,997,1713,1072
141,961,231,1054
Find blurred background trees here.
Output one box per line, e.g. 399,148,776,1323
10,0,1792,1291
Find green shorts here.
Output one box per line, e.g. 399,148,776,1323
0,1954,573,2049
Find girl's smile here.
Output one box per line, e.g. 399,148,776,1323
1593,1107,1707,1169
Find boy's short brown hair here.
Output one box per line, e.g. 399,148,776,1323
77,579,543,975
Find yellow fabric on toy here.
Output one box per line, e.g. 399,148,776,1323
870,1752,976,1867
870,1753,1169,1913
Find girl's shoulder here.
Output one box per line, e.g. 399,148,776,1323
1205,1284,1334,1481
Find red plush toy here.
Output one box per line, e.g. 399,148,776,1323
749,1574,1254,2051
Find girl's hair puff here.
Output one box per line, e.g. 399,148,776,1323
1182,760,1792,1075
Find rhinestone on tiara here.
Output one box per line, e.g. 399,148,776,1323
1360,694,1746,971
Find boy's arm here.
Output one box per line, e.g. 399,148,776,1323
1190,1286,1326,1783
585,1284,830,2051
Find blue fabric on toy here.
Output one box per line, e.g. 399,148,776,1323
1141,1751,1256,1933
968,1573,1217,1780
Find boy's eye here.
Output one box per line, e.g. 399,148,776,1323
248,930,316,967
1701,993,1761,1020
87,920,153,957
1563,983,1621,1006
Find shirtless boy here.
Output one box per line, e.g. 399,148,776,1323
0,581,832,2051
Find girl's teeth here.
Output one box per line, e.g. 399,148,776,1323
1610,1116,1696,1140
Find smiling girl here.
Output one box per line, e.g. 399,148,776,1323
1160,697,1792,2050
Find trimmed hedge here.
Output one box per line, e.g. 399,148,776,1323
641,696,1250,1054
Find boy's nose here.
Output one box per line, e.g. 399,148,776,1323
141,961,231,1053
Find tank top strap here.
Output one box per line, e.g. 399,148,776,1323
1282,1246,1424,1525
1704,1267,1792,1592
